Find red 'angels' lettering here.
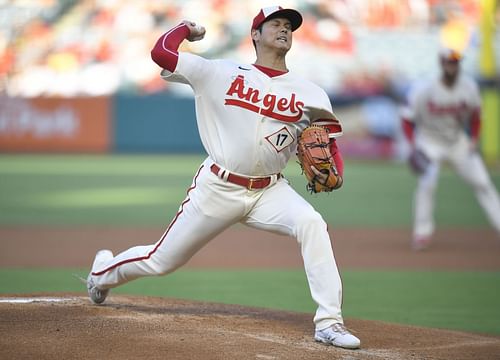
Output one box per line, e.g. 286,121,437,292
427,101,468,115
225,75,304,122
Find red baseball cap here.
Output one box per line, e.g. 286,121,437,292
251,6,303,32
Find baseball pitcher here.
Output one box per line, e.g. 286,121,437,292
402,48,500,250
85,6,360,349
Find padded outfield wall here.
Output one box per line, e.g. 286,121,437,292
0,94,202,154
0,94,407,158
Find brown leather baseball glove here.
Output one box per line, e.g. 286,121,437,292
297,125,343,193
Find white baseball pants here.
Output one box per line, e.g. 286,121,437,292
414,135,500,238
92,157,344,330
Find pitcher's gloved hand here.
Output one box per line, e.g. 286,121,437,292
297,125,342,193
408,148,430,175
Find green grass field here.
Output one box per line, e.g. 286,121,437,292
0,154,499,335
0,154,495,227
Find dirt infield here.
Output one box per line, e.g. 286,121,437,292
1,295,499,360
1,226,500,359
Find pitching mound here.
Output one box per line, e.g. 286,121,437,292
1,294,499,360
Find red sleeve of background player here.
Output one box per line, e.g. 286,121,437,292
470,107,481,142
150,23,190,72
329,139,344,177
401,118,415,146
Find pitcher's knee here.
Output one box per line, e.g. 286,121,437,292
148,254,184,276
295,211,327,233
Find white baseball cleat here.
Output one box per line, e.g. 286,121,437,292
412,235,432,251
314,323,361,349
87,250,114,304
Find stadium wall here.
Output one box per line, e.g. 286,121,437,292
0,94,403,158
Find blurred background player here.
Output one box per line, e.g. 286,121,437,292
401,48,500,251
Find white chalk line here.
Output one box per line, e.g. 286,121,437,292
0,297,81,304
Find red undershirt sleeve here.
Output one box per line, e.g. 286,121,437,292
470,108,481,142
329,139,344,177
150,23,190,72
312,119,344,176
401,118,415,146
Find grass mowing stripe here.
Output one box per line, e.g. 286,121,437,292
30,186,186,208
0,268,498,335
0,155,206,175
1,155,499,227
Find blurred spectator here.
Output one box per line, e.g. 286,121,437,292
0,0,489,98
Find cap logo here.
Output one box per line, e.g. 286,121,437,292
262,6,282,17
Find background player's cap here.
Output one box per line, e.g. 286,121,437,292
439,47,462,62
251,6,303,32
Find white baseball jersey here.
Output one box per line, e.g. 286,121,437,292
404,75,481,145
90,41,348,333
161,52,340,176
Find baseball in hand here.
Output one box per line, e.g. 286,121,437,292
195,25,206,36
188,24,205,41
